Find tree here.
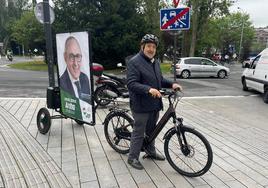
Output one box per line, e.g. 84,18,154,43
0,0,30,54
54,0,148,68
198,12,255,59
185,0,232,56
10,11,45,53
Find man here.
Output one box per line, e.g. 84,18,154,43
127,34,182,170
60,36,90,102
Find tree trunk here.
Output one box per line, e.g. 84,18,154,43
189,1,199,57
3,36,9,54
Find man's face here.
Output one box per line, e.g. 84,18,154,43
142,43,156,59
64,39,82,80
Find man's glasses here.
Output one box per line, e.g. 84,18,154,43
68,53,82,62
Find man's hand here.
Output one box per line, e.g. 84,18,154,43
172,83,182,91
149,88,161,98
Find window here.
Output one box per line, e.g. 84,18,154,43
201,59,214,66
185,59,201,65
250,55,260,69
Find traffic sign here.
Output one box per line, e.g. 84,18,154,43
34,2,55,24
160,7,190,31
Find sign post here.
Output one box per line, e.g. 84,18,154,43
43,0,55,87
160,3,190,81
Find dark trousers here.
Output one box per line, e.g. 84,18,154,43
128,111,159,160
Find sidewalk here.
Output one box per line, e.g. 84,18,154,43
0,96,268,188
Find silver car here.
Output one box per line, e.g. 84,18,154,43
171,57,230,79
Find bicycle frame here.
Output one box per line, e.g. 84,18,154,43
144,92,182,145
145,105,176,144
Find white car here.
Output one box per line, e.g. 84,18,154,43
171,57,230,79
241,48,268,103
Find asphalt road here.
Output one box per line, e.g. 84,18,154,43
0,57,259,98
168,63,253,97
0,56,50,97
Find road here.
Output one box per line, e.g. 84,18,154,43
0,56,49,97
0,57,259,98
165,62,257,97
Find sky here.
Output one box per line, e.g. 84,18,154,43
229,0,268,28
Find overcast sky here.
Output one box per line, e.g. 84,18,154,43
230,0,268,28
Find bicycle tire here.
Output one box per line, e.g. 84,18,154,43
164,126,213,177
104,111,133,154
94,85,113,107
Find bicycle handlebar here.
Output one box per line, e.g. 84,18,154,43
160,89,182,96
159,89,183,106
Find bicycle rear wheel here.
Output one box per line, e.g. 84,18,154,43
164,126,213,177
104,111,133,154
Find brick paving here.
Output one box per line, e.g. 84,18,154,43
0,96,268,188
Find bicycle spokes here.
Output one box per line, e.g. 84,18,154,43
164,127,213,177
104,112,133,154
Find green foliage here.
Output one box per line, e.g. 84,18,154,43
54,0,149,68
10,11,45,51
185,0,233,56
0,0,259,65
198,12,255,59
0,0,32,53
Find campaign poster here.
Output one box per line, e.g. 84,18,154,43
56,32,93,124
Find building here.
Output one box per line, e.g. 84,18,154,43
254,27,268,47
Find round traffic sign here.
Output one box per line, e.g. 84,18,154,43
34,2,55,24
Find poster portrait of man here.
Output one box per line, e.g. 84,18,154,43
56,32,93,124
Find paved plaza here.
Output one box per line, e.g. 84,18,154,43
0,96,268,188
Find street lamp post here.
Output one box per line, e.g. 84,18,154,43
238,7,245,63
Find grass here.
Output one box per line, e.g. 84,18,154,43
8,61,50,71
8,60,172,74
160,62,172,74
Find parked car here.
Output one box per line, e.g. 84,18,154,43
241,48,268,103
170,57,230,79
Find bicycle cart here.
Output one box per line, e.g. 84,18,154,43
37,31,96,134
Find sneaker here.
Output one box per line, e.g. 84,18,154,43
127,158,144,170
144,152,165,161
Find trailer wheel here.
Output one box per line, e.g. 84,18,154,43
37,108,51,134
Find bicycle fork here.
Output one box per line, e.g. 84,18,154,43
174,117,192,156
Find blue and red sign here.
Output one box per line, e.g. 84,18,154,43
160,7,190,31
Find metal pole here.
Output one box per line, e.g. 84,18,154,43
43,0,55,87
22,44,24,57
237,7,245,63
173,31,177,81
238,18,244,63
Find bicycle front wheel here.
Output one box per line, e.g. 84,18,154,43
164,127,213,177
104,111,133,154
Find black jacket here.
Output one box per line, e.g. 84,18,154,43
127,51,173,113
